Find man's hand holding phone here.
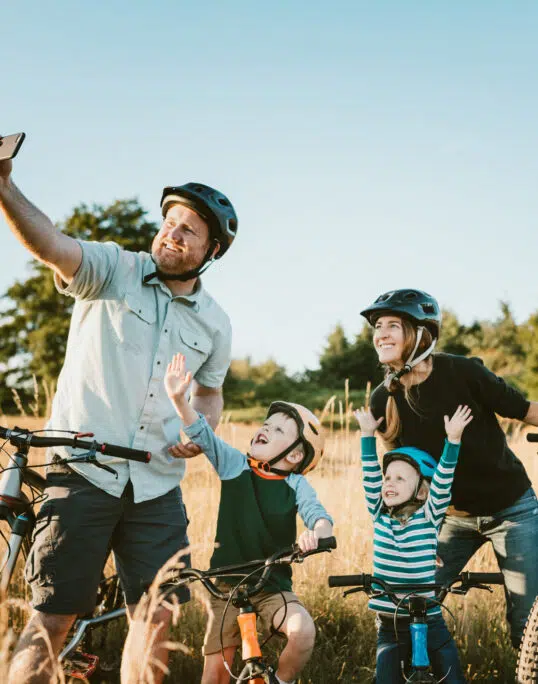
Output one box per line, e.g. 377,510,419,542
0,132,25,181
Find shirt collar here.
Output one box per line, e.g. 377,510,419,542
141,254,203,310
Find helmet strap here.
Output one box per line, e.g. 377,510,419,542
385,327,437,387
143,240,219,284
246,457,289,477
247,436,303,476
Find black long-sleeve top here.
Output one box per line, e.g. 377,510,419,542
370,353,531,515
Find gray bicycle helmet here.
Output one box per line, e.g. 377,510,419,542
360,289,441,338
160,183,238,258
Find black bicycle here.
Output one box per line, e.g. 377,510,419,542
328,571,505,683
174,536,337,683
0,423,151,680
515,433,538,683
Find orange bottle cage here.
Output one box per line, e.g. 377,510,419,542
237,612,262,660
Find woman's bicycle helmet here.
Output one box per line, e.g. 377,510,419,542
360,289,441,338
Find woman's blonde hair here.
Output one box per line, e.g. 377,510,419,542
378,318,434,449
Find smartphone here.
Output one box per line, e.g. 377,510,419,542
0,132,26,162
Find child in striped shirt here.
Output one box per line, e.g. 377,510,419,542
354,404,473,684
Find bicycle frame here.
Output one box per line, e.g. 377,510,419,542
0,424,151,679
177,537,337,684
329,572,504,683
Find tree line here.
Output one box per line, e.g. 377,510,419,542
1,199,537,415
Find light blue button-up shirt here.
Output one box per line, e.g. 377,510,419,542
47,240,232,502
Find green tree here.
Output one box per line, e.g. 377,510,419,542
518,311,538,397
313,323,382,390
0,199,157,412
467,302,525,388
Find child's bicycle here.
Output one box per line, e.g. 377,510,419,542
515,432,538,683
0,423,151,680
328,571,505,683
175,536,337,683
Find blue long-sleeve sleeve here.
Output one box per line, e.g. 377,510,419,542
183,415,248,480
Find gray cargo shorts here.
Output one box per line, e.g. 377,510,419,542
25,462,191,615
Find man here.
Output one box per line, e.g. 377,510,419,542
0,152,237,683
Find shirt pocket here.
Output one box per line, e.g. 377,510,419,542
113,293,157,353
176,326,212,375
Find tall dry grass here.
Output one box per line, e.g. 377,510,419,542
0,412,537,682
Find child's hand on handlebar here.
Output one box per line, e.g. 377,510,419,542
353,407,383,437
164,353,192,401
297,529,319,553
444,405,473,444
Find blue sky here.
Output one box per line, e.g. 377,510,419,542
3,1,538,374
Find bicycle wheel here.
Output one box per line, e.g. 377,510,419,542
516,595,538,683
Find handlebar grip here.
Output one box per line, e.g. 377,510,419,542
328,574,366,588
461,572,505,585
318,536,337,551
526,433,538,442
99,443,151,463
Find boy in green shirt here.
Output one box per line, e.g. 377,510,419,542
165,353,334,684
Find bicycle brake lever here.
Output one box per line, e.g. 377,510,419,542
92,460,118,478
343,587,364,598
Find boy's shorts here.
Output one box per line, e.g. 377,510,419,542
25,463,191,615
202,585,303,656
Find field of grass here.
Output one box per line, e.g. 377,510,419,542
1,414,537,682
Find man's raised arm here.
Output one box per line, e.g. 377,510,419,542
0,158,82,284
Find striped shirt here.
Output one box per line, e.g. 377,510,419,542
361,436,460,616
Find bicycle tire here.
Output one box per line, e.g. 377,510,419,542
516,594,538,683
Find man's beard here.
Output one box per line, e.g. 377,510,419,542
151,242,204,277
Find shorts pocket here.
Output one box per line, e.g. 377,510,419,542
25,507,61,586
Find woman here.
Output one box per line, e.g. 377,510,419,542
361,288,538,649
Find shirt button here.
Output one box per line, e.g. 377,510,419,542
140,426,144,430
164,329,168,333
150,393,154,398
194,341,198,346
157,361,161,365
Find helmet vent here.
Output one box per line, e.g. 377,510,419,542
195,186,204,192
376,293,390,302
404,291,418,300
217,197,230,206
308,422,319,435
422,303,435,314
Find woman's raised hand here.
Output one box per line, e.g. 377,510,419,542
444,405,473,444
354,407,384,437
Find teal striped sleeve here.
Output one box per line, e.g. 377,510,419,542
361,436,383,520
424,439,460,527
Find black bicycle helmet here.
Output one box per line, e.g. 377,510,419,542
160,183,238,258
360,289,441,338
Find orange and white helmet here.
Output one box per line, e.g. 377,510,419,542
266,401,325,474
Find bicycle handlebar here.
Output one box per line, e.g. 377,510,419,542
328,571,505,603
179,536,337,601
0,426,151,463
